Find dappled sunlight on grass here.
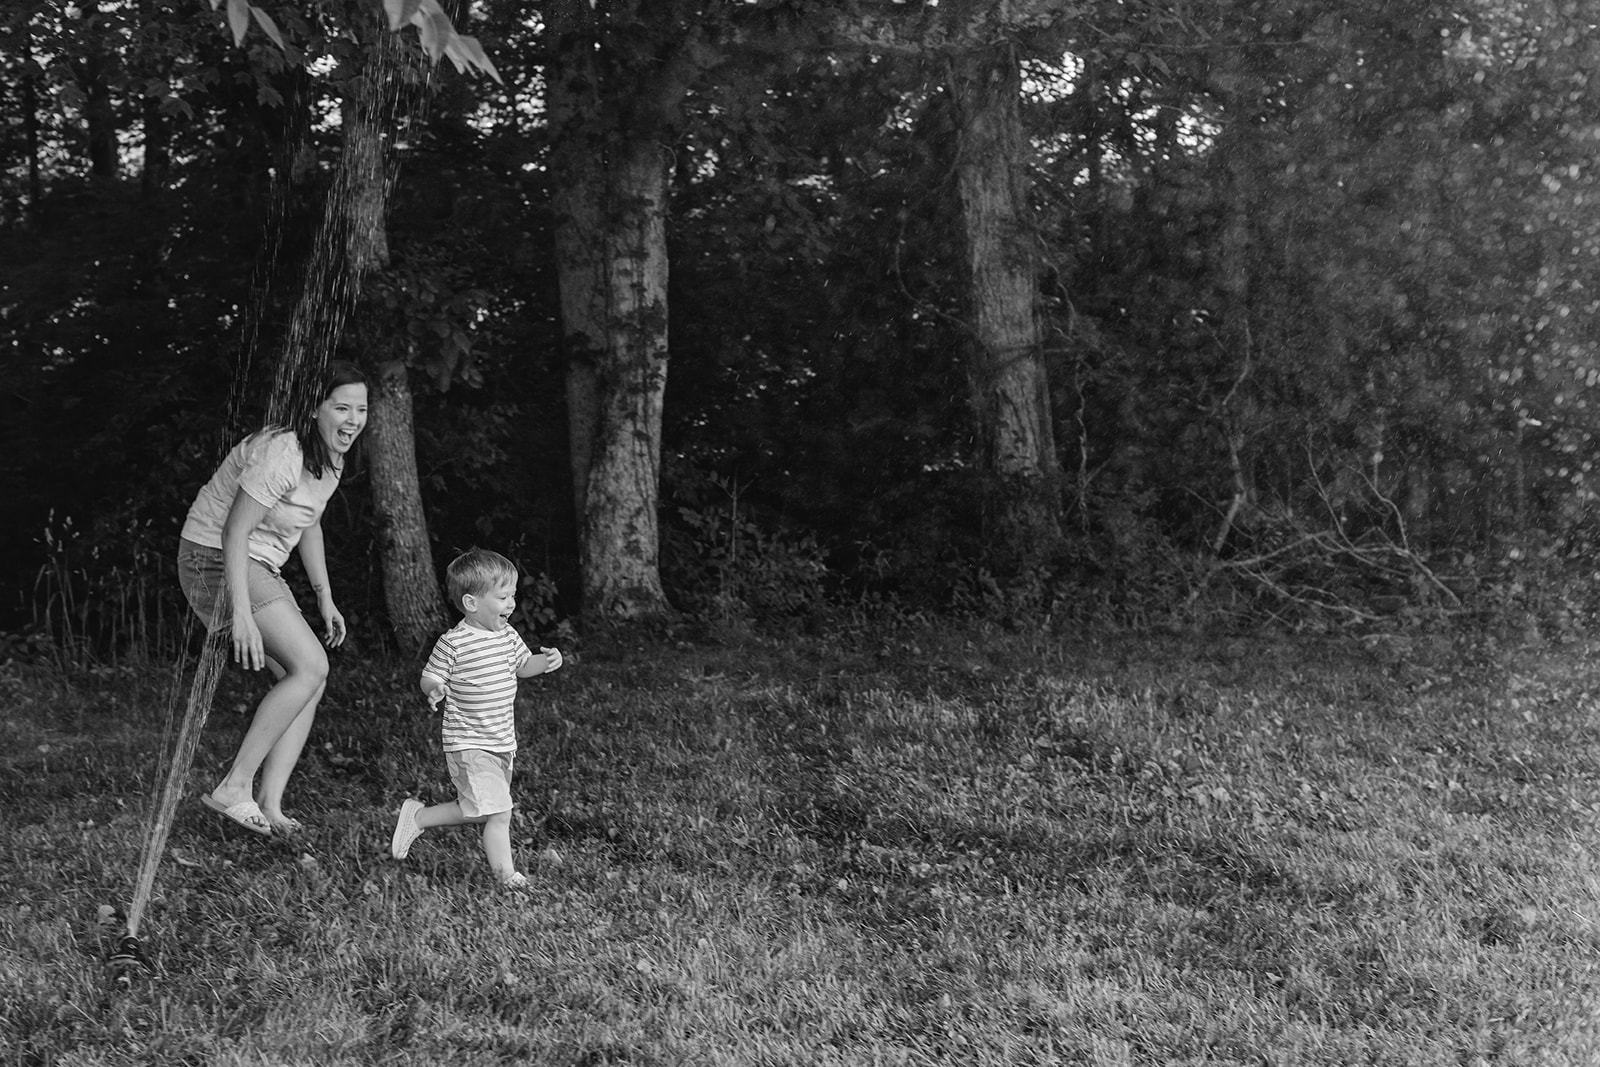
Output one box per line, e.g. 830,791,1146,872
6,628,1600,1063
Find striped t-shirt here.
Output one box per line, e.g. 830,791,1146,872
422,621,533,753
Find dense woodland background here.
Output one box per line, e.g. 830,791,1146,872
5,0,1600,658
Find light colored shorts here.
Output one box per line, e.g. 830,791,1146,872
177,539,294,632
446,749,515,818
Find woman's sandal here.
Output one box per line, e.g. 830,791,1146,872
201,795,272,836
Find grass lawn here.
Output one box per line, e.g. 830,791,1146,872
4,624,1600,1065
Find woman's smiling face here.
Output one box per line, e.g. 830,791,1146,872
317,383,368,457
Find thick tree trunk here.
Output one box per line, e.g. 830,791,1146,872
948,47,1062,572
342,34,446,653
583,140,671,620
366,356,446,653
547,0,676,623
342,72,390,270
552,135,673,622
549,69,605,527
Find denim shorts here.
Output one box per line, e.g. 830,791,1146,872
177,538,294,632
446,749,515,818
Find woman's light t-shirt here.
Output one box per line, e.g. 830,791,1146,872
181,430,341,570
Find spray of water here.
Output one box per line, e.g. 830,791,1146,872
117,19,427,958
124,623,228,940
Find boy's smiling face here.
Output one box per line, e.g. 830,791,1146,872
461,577,517,631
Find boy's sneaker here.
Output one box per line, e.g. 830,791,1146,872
501,872,532,892
390,799,425,859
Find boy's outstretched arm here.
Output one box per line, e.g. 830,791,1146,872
517,647,563,678
420,672,447,709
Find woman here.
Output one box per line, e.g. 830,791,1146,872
177,360,369,836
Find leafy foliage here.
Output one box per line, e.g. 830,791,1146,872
5,0,1600,643
662,470,830,623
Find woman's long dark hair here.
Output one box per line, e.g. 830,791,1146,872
292,359,367,479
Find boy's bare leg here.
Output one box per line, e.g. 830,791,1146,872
480,811,515,882
414,804,517,881
417,801,473,829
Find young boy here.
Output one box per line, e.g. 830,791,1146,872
390,548,564,890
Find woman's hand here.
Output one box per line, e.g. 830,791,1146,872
322,602,347,648
232,609,266,671
221,487,272,670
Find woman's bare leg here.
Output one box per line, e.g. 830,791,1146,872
208,599,328,816
255,662,322,829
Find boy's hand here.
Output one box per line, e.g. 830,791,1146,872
424,685,444,710
541,647,564,673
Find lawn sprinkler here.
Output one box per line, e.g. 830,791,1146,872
105,933,152,987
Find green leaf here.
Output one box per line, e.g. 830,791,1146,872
226,0,249,46
428,11,454,59
442,39,469,76
455,34,502,84
250,5,286,51
416,9,441,60
383,0,425,32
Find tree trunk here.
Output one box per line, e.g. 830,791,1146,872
342,30,446,653
948,46,1062,574
366,355,446,653
1212,96,1258,549
547,0,678,623
584,139,672,620
140,96,169,198
341,54,391,273
554,133,673,623
84,74,116,180
74,0,117,182
23,52,42,218
548,15,605,528
135,0,169,198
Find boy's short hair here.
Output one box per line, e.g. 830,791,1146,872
445,548,518,610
